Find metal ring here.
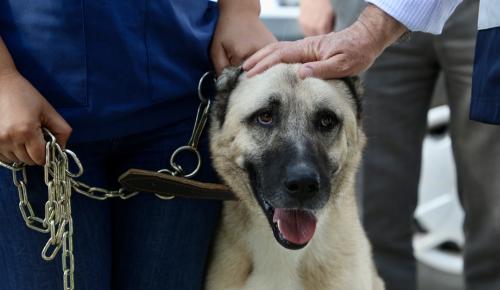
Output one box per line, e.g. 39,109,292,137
64,150,84,178
197,71,216,104
42,128,57,143
169,146,201,178
0,160,24,171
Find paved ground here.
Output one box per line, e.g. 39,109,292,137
418,263,464,290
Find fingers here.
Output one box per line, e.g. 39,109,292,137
42,105,72,149
0,152,19,164
0,153,12,163
244,41,310,77
211,43,231,76
0,125,43,165
12,143,35,165
298,55,351,79
25,129,46,165
242,42,279,73
244,50,282,78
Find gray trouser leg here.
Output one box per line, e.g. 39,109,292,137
361,33,438,290
437,1,500,289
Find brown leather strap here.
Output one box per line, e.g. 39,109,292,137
118,169,237,201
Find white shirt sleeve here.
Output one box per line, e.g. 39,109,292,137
365,0,463,34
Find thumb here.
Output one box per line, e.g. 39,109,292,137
298,55,348,79
41,105,72,148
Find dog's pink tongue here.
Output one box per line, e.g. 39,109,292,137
273,209,317,245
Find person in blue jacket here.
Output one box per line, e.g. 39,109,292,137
0,0,275,290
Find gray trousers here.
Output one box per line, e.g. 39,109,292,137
359,1,500,289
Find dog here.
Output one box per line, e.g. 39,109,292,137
206,64,384,290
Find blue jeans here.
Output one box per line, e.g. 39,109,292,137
0,119,221,290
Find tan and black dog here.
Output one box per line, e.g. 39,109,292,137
206,64,384,290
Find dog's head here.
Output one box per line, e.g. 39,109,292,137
209,64,365,250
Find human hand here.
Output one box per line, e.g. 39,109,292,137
0,70,72,165
299,0,335,36
243,5,406,79
211,1,277,75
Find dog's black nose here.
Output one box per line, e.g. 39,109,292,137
284,164,320,200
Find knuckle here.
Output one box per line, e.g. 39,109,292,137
3,124,35,141
30,144,46,165
14,125,34,139
61,124,73,136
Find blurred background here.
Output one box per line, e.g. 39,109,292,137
258,1,465,289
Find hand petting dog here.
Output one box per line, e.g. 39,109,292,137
243,4,407,79
210,0,277,76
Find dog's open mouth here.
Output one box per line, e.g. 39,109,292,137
263,200,317,250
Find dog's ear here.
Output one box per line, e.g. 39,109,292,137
340,76,363,120
213,66,244,127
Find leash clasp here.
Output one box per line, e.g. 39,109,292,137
168,71,216,178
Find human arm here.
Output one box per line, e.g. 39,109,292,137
210,0,277,75
243,0,463,79
0,37,72,165
299,0,335,36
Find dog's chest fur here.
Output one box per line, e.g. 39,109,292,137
242,219,305,290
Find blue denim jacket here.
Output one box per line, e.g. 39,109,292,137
0,0,218,141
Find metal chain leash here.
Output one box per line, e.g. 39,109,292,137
0,72,216,290
2,132,77,290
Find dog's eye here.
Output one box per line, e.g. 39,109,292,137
257,112,273,126
316,112,338,132
320,117,334,128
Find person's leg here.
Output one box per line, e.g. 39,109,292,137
436,1,500,289
109,120,221,290
360,35,439,290
0,140,112,290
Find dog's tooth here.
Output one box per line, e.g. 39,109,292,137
273,212,280,223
